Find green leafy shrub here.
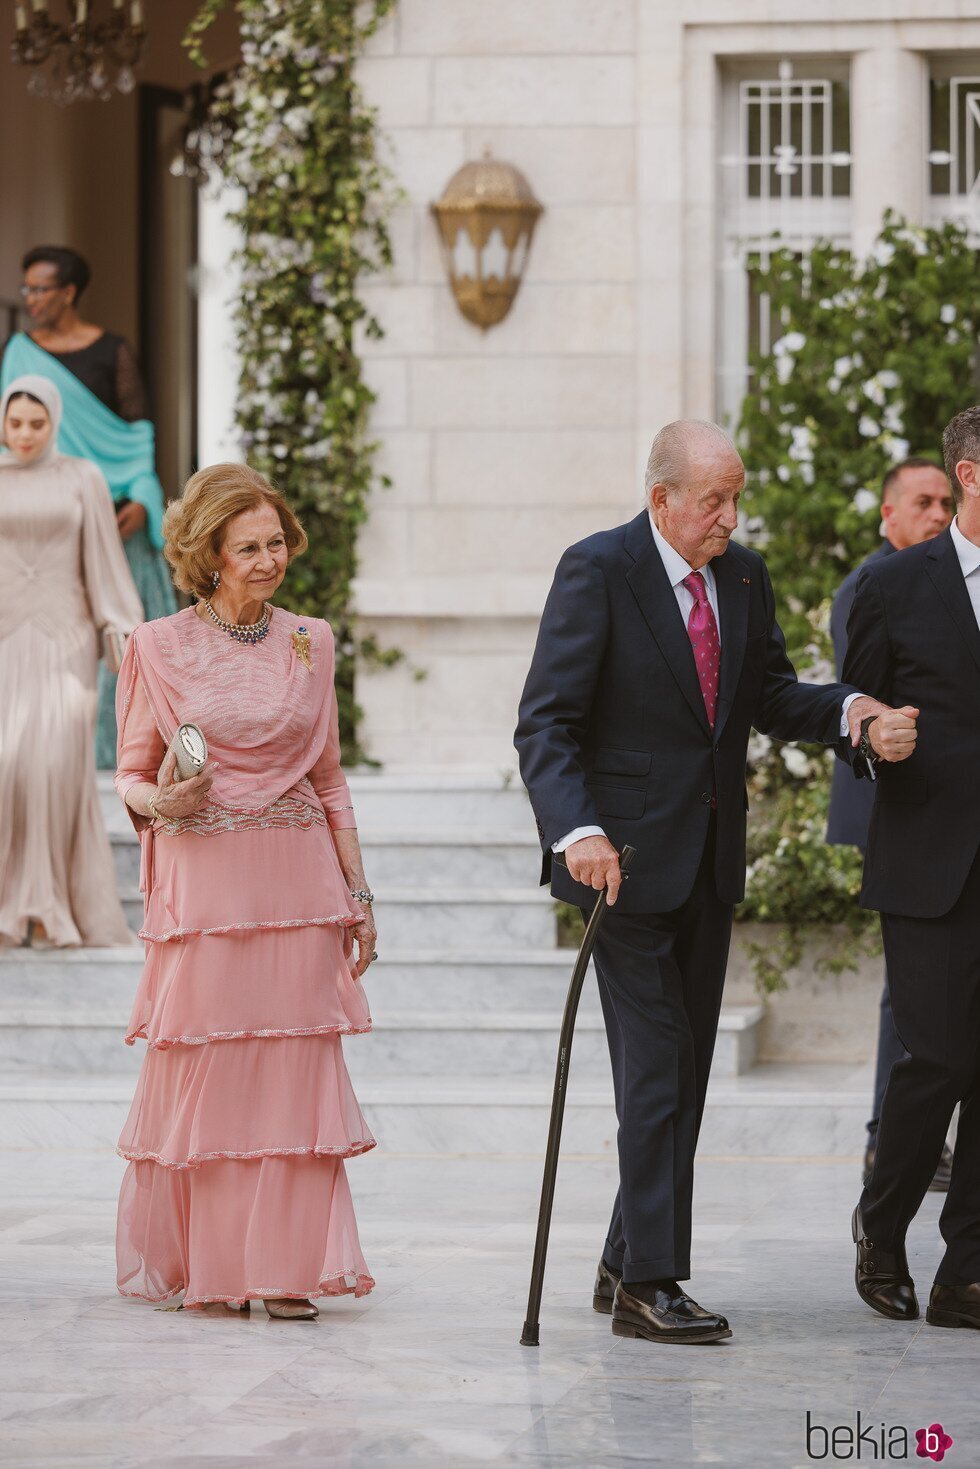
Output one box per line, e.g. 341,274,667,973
736,214,980,990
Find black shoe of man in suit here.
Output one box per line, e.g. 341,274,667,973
927,1283,980,1330
593,1259,620,1314
611,1280,732,1344
852,1205,919,1321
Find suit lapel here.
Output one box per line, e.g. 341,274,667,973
712,548,751,741
925,529,980,678
624,513,711,735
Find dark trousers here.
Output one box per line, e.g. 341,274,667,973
868,974,906,1137
590,822,733,1283
862,844,980,1284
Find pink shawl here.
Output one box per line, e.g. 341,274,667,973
117,606,337,812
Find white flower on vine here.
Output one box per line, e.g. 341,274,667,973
828,376,841,393
858,415,879,438
772,331,806,357
833,356,853,378
873,241,896,266
776,355,794,385
882,402,904,434
799,461,815,486
862,377,885,407
776,464,791,483
853,487,878,515
940,304,957,324
788,424,814,461
747,732,772,764
885,436,910,463
878,370,900,389
284,106,313,135
781,745,810,778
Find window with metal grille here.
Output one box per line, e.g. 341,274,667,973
928,61,980,231
717,58,852,427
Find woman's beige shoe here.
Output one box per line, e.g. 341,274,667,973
199,1301,250,1316
263,1297,319,1320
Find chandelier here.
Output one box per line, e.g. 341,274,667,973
12,0,148,105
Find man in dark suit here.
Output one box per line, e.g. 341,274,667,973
844,406,980,1329
826,459,954,1187
515,420,913,1345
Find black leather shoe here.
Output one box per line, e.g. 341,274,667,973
852,1205,918,1321
593,1259,621,1315
927,1282,980,1329
928,1144,954,1194
611,1280,732,1344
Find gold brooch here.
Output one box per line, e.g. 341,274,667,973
292,626,313,670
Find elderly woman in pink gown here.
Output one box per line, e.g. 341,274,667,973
114,461,378,1319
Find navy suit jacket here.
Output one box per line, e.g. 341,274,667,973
515,512,856,913
841,528,980,918
826,541,895,850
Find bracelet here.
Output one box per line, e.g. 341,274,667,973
148,799,164,823
350,888,374,905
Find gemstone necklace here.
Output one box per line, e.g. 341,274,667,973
203,598,272,645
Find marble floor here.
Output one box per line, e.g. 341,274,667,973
0,1147,976,1468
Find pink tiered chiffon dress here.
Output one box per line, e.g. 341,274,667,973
113,607,375,1307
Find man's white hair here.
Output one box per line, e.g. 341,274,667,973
643,419,739,498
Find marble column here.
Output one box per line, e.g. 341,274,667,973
850,47,928,257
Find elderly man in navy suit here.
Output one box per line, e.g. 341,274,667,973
827,458,954,1189
515,420,915,1345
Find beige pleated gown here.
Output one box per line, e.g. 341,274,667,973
0,374,143,947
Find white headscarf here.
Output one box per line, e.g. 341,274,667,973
0,373,63,467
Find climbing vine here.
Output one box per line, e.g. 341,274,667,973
185,0,398,757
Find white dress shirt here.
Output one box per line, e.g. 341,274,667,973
949,517,980,628
553,513,861,854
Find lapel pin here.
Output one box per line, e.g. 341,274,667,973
742,577,751,585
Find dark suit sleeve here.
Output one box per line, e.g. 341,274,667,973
829,575,855,680
753,560,856,744
841,566,893,706
515,543,609,851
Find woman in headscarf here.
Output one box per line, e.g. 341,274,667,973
0,245,176,767
0,374,143,947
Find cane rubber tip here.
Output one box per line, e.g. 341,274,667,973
520,1323,540,1346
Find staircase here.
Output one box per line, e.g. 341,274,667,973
0,771,870,1161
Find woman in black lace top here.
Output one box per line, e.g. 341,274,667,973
2,245,177,765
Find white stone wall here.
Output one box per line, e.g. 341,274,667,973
354,0,980,772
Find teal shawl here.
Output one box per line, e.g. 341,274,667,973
1,332,166,549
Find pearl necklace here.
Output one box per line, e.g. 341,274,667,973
203,599,272,645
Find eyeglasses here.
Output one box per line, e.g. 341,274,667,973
19,284,62,299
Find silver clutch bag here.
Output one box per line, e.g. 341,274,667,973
166,722,208,782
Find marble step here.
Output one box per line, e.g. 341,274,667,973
0,1063,869,1157
110,827,543,893
117,885,558,950
99,770,535,835
0,946,592,1013
0,1005,765,1080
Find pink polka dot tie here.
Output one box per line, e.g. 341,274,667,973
682,571,720,729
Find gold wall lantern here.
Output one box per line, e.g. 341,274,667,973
431,152,543,330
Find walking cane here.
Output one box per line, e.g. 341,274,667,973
520,843,637,1346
